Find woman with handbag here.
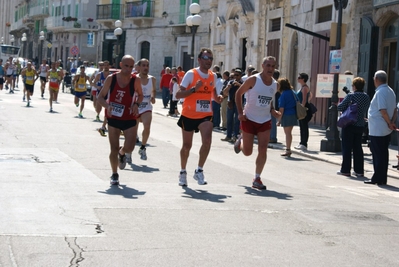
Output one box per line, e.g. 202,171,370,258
336,77,370,177
277,78,297,157
294,73,312,151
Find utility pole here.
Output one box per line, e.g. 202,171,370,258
320,0,348,152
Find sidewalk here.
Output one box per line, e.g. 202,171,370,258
151,96,399,180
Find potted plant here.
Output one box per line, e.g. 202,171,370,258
6,22,11,27
87,18,94,22
74,22,81,28
71,17,78,21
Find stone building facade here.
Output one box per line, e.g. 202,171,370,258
0,1,14,46
208,0,399,126
96,0,212,78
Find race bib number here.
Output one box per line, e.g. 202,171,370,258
50,78,58,83
139,102,148,109
27,76,33,80
110,102,125,117
196,100,211,112
78,84,85,89
256,95,272,108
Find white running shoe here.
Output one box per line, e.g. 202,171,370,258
125,153,132,164
179,171,187,186
294,144,307,151
139,148,147,160
193,170,207,185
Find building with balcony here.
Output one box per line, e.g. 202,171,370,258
96,0,210,76
45,0,99,65
8,0,99,66
0,1,15,47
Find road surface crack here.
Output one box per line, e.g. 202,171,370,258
65,237,84,267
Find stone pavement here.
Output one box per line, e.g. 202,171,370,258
152,99,399,180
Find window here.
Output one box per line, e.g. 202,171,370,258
270,18,281,32
317,5,332,24
179,0,200,24
384,17,399,39
141,41,150,60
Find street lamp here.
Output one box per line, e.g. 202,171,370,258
320,0,348,152
39,31,45,62
21,33,27,58
114,20,123,69
186,3,202,68
0,37,4,44
10,35,15,46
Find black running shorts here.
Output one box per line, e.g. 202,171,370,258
177,115,213,133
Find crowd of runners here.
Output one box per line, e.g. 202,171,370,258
1,50,284,190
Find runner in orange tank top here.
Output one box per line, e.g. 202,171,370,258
175,48,223,187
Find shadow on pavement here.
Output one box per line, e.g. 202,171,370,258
378,184,399,191
240,185,293,200
127,163,160,173
98,185,146,199
181,187,231,203
284,157,309,162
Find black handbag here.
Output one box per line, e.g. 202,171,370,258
308,102,317,114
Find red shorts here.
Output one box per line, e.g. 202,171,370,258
91,89,97,96
241,119,271,135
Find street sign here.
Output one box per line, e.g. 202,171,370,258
329,50,342,74
315,74,354,98
70,45,79,56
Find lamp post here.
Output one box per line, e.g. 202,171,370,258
21,33,27,59
114,20,123,69
320,0,348,152
186,3,202,68
39,31,45,62
10,35,14,46
0,37,4,44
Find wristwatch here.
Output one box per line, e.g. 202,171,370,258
134,102,140,107
190,87,195,93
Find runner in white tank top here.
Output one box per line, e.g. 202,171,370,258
126,58,156,163
138,74,154,114
234,56,281,190
243,73,278,124
39,59,49,98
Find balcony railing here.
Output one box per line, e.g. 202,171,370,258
125,1,154,18
10,19,25,32
97,4,124,20
46,16,97,31
45,16,65,29
29,5,50,18
164,12,186,26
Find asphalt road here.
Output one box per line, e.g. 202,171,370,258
0,81,398,267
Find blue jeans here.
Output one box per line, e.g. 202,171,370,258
162,87,170,108
340,125,364,174
270,116,277,141
226,103,240,138
212,101,221,127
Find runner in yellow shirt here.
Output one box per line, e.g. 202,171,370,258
72,65,89,118
20,62,38,107
47,62,62,113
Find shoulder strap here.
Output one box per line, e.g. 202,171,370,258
110,74,117,95
109,73,135,96
292,90,299,102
